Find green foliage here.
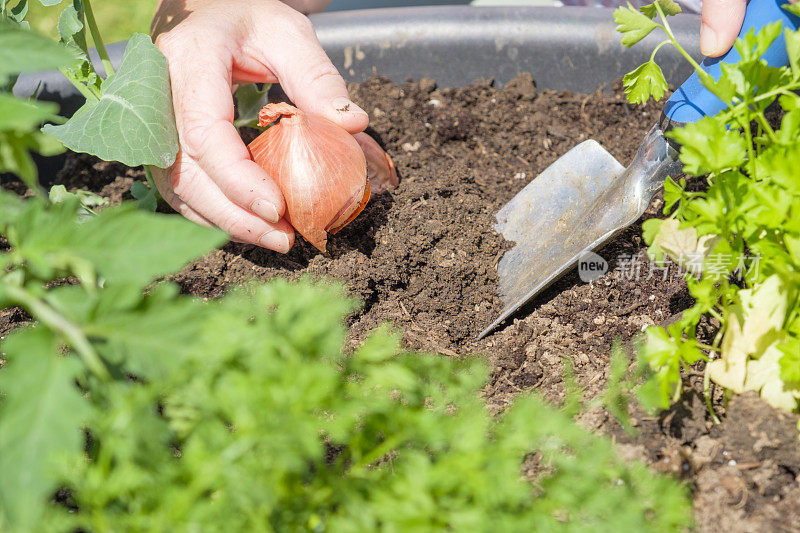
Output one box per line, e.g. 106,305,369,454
129,181,157,211
560,356,584,418
56,0,102,98
0,328,87,531
0,93,59,130
614,0,681,49
602,345,640,434
0,21,75,81
234,83,272,128
23,0,158,43
3,0,29,27
130,166,161,212
0,190,225,529
637,323,705,410
0,111,64,189
3,0,178,177
0,22,70,189
639,0,682,18
44,33,179,167
780,338,800,388
665,116,747,175
613,4,659,48
0,3,695,529
617,2,800,414
614,0,684,103
562,345,641,436
48,183,108,219
3,0,178,199
1,194,226,287
0,190,692,531
622,61,668,104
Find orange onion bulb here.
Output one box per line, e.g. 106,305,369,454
354,132,399,194
248,103,370,252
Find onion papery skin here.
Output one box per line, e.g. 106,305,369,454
353,132,399,194
248,103,369,252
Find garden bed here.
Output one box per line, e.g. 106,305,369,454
13,74,800,532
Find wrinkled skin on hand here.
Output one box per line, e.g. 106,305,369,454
151,0,369,252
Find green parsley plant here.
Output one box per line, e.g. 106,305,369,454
616,1,800,414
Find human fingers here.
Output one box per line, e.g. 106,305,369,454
152,155,295,252
700,0,747,57
239,5,369,134
157,30,287,225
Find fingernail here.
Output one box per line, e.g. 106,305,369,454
331,97,368,117
250,198,280,223
258,230,291,253
700,23,719,56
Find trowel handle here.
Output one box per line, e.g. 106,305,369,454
663,0,800,124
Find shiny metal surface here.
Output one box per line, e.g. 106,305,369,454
479,125,682,339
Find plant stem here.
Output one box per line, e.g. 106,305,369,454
712,326,724,348
144,165,156,189
753,86,800,104
650,39,672,63
738,110,758,176
718,85,800,124
754,111,778,145
672,380,682,403
4,284,110,381
657,4,705,75
59,67,101,101
656,2,724,99
143,165,164,206
703,364,721,424
82,0,115,78
695,342,718,352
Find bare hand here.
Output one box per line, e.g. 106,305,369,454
699,0,746,57
151,0,368,252
699,0,800,57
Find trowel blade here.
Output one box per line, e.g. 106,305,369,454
479,140,625,339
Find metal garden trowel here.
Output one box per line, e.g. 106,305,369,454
479,0,798,339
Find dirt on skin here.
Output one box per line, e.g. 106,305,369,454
6,74,799,532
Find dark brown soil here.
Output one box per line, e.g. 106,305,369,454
5,74,799,532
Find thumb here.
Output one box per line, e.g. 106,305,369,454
256,14,369,134
700,0,747,57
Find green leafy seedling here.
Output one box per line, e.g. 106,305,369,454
616,1,800,415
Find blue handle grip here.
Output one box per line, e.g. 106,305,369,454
664,0,800,124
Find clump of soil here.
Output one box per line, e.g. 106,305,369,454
8,74,799,532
